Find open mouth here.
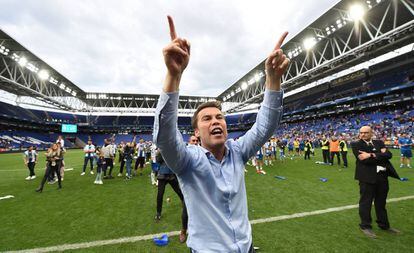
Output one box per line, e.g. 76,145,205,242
210,127,223,136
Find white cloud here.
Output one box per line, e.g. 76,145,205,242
0,0,337,96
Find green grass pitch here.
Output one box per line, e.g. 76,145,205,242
0,149,413,252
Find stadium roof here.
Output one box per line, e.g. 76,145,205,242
0,27,215,113
218,0,414,113
1,0,413,114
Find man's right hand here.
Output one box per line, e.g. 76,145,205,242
162,16,190,91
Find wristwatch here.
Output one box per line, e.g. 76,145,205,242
370,153,374,158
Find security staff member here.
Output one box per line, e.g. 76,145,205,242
321,136,330,164
329,136,340,166
304,139,312,160
351,126,401,238
339,136,348,168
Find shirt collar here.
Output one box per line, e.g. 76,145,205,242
363,139,373,145
200,142,230,159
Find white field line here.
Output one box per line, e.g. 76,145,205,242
0,195,14,200
5,195,414,253
0,166,81,172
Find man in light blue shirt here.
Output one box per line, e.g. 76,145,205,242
154,16,290,253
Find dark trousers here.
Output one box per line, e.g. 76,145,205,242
135,156,145,170
39,163,61,190
190,243,255,253
304,150,311,160
322,149,330,163
119,155,125,174
358,173,390,230
104,158,113,176
97,165,103,173
83,156,94,172
157,176,188,231
27,162,36,176
341,151,348,167
330,152,340,165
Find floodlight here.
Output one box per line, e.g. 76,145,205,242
303,37,317,50
241,82,248,90
0,46,9,56
254,73,262,81
38,70,49,80
349,4,365,21
18,57,28,67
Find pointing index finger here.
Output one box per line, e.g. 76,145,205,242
167,15,177,41
274,31,288,50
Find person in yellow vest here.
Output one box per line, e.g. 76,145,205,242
293,138,300,156
329,136,340,166
339,135,348,168
320,136,330,164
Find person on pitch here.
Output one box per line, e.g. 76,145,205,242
154,16,289,252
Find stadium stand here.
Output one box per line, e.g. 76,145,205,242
1,76,413,151
0,34,413,152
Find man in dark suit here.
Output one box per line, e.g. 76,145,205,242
352,126,401,238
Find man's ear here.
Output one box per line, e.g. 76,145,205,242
194,128,200,138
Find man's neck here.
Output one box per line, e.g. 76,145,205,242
203,144,226,162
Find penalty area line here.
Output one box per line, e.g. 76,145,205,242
5,195,414,253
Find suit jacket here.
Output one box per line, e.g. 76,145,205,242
351,139,400,184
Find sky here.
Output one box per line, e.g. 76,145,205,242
0,0,337,97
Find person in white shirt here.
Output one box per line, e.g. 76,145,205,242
134,138,146,176
81,140,95,175
150,144,159,186
23,146,37,180
102,138,115,179
111,141,117,166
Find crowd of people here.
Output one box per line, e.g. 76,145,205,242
0,137,12,150
20,109,413,247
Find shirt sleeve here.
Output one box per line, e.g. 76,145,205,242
235,89,283,163
153,91,190,175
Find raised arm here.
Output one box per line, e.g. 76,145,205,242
162,15,190,92
237,32,289,162
154,16,191,174
264,32,290,91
